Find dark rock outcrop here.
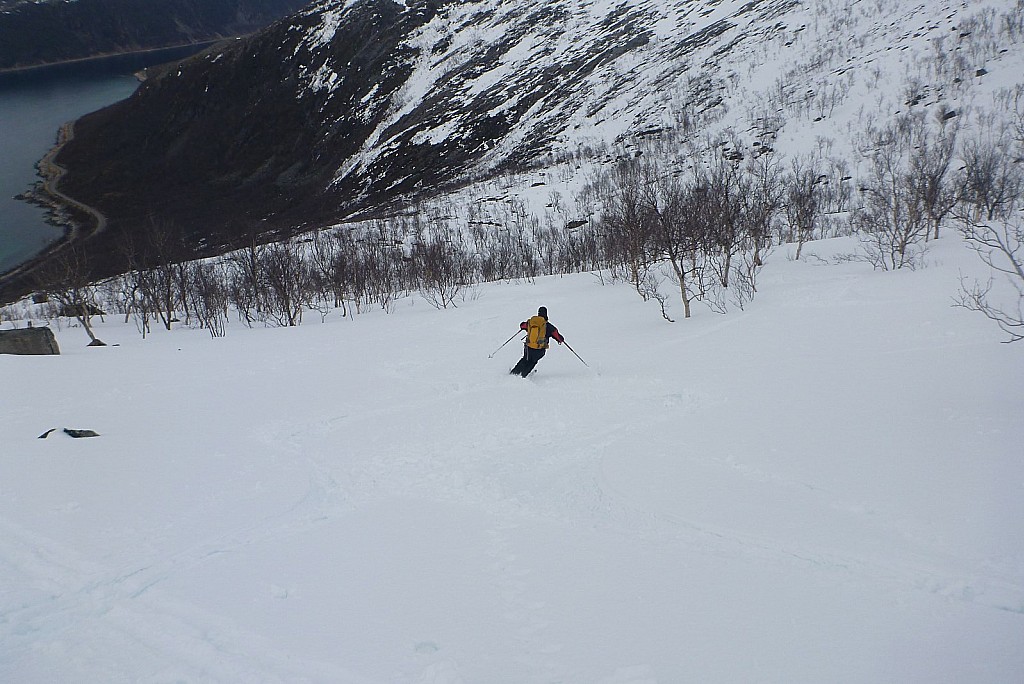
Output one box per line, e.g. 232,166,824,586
0,326,60,355
38,428,101,438
52,0,458,272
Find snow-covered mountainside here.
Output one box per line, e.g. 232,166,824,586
51,0,1023,273
2,234,1023,682
3,1,1023,679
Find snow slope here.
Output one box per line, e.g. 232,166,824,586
2,234,1022,682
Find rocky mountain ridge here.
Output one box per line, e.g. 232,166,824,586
0,0,310,71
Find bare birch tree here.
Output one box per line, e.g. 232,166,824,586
33,242,105,346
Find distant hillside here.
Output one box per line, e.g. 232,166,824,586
51,0,801,268
49,0,1024,270
0,0,311,71
2,0,1016,309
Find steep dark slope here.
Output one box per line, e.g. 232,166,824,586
55,0,438,262
50,0,794,271
0,0,311,71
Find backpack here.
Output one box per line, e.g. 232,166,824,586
526,315,549,350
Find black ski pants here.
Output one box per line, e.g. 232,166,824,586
510,345,546,377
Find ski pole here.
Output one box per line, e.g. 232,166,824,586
488,330,522,358
562,341,589,367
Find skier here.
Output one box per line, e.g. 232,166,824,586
509,306,564,377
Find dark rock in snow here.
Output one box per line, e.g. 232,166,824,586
38,428,102,438
64,428,101,438
0,327,60,355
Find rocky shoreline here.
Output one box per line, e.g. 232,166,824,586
0,122,94,300
37,121,108,241
16,124,80,232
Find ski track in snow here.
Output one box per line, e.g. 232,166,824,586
267,361,1024,627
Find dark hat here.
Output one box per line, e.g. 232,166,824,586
538,306,547,317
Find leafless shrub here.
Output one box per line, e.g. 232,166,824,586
185,259,230,338
700,151,745,289
909,114,960,240
32,242,105,346
742,151,784,277
226,236,266,327
645,171,712,319
852,117,930,270
133,219,190,332
599,160,655,294
261,239,315,327
956,215,1024,342
959,124,1023,222
414,235,478,309
784,154,824,260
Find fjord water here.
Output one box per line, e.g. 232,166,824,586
0,71,138,273
0,44,217,276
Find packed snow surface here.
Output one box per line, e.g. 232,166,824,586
2,236,1023,682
